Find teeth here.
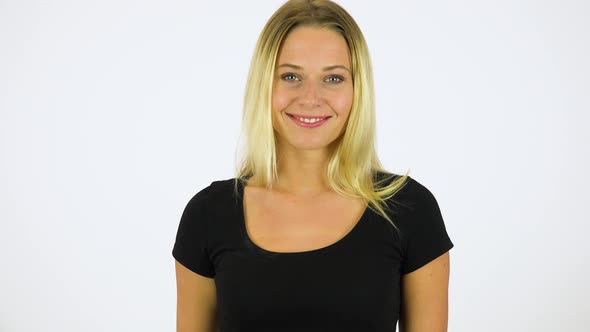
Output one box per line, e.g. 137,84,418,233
296,117,323,123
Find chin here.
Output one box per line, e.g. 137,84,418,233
274,129,340,152
286,138,335,151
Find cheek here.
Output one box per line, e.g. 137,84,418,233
272,87,291,114
331,88,354,116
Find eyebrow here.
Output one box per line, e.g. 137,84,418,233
277,63,351,74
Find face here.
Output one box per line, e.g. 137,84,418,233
272,26,353,152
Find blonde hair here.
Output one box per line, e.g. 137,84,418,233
233,0,409,228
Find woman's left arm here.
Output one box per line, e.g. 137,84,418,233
399,251,451,332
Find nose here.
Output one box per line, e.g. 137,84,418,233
298,80,323,108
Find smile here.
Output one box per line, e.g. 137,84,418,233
286,113,331,128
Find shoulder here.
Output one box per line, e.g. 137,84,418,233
174,179,239,278
181,178,244,220
398,177,438,206
390,177,454,273
372,171,437,207
176,177,239,237
375,172,440,213
185,178,238,205
382,175,449,239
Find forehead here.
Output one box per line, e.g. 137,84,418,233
276,26,350,67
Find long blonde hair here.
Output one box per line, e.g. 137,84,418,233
233,0,409,228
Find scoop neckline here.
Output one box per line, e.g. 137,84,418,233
236,178,369,256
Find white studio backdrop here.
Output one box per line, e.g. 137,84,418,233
1,0,588,331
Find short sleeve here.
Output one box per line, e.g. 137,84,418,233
400,178,454,274
172,185,215,278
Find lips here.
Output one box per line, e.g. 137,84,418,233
286,113,331,119
286,112,331,128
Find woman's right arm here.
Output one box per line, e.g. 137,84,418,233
175,260,218,332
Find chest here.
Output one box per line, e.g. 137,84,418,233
213,193,403,330
242,186,367,253
209,182,405,330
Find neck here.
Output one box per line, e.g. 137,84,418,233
273,144,332,195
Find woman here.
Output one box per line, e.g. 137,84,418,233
172,0,453,331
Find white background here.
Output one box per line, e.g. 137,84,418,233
1,0,589,331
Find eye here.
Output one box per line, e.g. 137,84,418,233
281,73,299,81
325,75,344,83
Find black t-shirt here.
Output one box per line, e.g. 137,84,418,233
172,174,454,331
